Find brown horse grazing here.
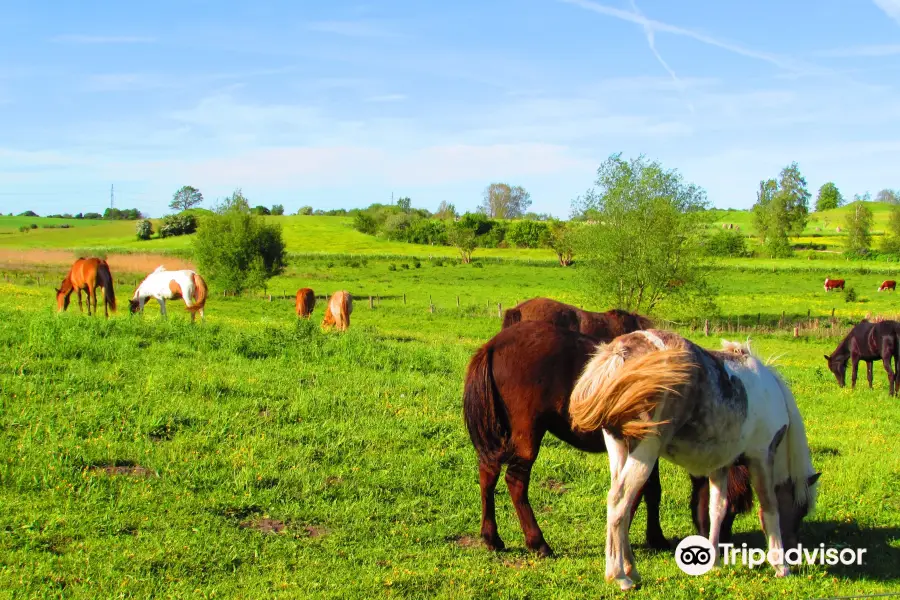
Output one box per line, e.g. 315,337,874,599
462,321,754,557
502,297,652,341
296,288,316,319
825,319,900,395
322,290,352,331
56,257,117,318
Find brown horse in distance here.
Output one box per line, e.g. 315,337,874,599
463,321,754,557
825,319,900,395
56,257,117,318
502,297,652,341
296,288,316,319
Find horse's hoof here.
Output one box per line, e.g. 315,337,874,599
775,566,790,578
532,542,554,558
646,534,674,551
482,535,505,552
617,576,638,591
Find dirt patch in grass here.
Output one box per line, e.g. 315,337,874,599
448,534,480,548
88,464,156,477
541,478,568,494
240,517,286,534
304,525,328,538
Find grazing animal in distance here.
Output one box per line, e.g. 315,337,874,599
462,321,753,558
824,277,845,291
322,290,352,331
295,287,316,319
825,319,900,395
569,329,820,590
129,266,208,322
878,280,896,292
501,297,652,341
56,257,117,318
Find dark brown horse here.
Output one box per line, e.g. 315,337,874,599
502,297,652,341
56,257,117,318
825,319,900,395
463,321,753,557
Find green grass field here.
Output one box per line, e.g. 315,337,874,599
2,211,900,598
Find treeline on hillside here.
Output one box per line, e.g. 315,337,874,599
16,208,143,220
350,198,574,265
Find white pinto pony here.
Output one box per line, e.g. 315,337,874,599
569,330,820,591
130,266,208,322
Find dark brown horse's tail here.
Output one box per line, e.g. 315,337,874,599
501,308,521,329
98,260,116,312
463,345,510,462
188,272,208,313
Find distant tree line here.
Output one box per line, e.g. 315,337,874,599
36,207,143,220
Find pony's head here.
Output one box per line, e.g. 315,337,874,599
773,471,822,550
55,288,70,312
129,298,141,314
823,353,847,387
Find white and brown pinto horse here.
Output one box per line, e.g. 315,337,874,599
569,330,820,591
130,266,208,322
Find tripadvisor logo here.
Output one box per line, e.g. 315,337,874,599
675,536,868,575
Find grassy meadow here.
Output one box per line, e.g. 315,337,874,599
1,213,900,598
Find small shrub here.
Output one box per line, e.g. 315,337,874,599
159,213,198,238
388,264,397,272
414,260,421,268
473,262,484,268
29,223,37,229
401,263,409,270
136,219,154,241
431,258,445,267
845,287,857,302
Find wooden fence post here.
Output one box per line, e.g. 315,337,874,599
403,293,406,305
457,295,460,308
369,296,373,309
704,319,710,336
793,326,799,338
498,303,502,319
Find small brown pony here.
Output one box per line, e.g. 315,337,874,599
322,290,352,331
296,288,316,319
56,257,117,318
463,321,754,558
502,297,652,340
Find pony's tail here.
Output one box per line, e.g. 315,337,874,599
99,261,116,312
502,308,522,329
188,272,207,313
569,347,695,439
775,375,819,513
463,345,509,462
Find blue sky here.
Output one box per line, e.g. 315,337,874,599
1,0,899,218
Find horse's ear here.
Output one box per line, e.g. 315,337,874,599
808,472,822,486
823,354,830,361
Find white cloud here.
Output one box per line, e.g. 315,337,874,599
51,34,156,44
306,20,395,38
815,44,900,58
873,0,900,25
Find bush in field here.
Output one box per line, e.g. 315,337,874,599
506,220,550,248
297,206,313,215
845,287,857,302
353,213,379,235
705,229,749,257
136,219,154,240
547,219,575,266
159,213,198,238
192,190,287,293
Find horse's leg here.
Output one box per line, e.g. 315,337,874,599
746,456,788,577
478,460,505,551
851,355,859,389
159,298,167,319
632,460,669,550
867,361,874,389
602,430,659,591
690,475,711,537
706,467,730,564
505,448,552,557
883,339,897,396
77,289,83,313
91,284,98,316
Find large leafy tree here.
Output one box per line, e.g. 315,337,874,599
479,183,531,218
751,162,811,257
570,152,715,314
815,182,843,211
170,185,204,212
844,201,873,256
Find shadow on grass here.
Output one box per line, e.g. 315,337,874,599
729,521,900,581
